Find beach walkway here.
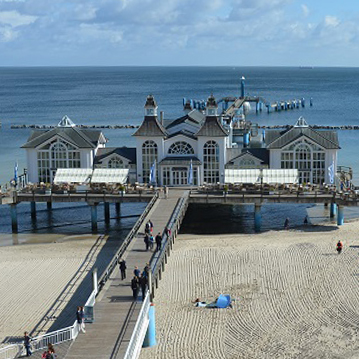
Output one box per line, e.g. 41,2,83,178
63,189,185,359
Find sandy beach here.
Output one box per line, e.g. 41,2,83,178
140,222,359,359
0,233,119,345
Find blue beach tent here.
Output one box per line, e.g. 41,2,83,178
216,294,232,308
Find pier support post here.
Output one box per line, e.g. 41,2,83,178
330,203,337,218
143,304,157,348
337,206,344,226
10,204,18,233
115,202,120,216
47,202,52,210
90,203,98,232
30,201,36,220
104,202,110,224
254,204,261,232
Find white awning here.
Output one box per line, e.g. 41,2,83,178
91,168,129,184
225,169,299,184
225,169,261,184
54,168,93,184
262,169,298,184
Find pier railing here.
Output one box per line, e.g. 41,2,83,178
149,191,190,297
123,291,150,359
96,191,159,292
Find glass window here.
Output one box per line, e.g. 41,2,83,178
108,158,125,168
203,140,220,184
142,140,157,183
168,141,194,155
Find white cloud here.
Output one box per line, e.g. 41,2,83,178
325,15,340,27
0,10,36,27
301,4,309,17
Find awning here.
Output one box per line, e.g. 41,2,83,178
159,156,201,166
91,168,129,184
262,169,298,184
54,168,92,184
225,169,261,184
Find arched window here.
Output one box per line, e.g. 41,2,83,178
142,140,157,183
108,158,124,168
203,140,220,183
51,141,67,169
168,141,194,155
280,139,325,184
37,138,80,183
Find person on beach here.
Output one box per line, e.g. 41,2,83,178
304,215,309,225
134,266,140,278
119,258,127,280
139,274,148,300
284,218,289,230
144,234,150,251
336,240,343,254
76,306,86,333
131,276,140,300
155,232,162,252
24,332,32,357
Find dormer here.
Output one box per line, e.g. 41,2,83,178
144,94,158,117
206,94,218,116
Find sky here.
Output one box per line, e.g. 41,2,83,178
0,0,358,67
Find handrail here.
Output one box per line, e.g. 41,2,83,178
97,192,159,292
123,291,151,359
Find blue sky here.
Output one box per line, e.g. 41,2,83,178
0,0,358,67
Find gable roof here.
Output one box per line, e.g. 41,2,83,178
227,148,269,165
94,147,137,164
196,116,228,137
132,116,167,137
166,110,204,130
22,126,103,149
265,126,340,149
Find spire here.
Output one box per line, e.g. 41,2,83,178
144,94,158,117
58,115,76,128
206,94,218,116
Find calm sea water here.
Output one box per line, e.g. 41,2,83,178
1,66,359,235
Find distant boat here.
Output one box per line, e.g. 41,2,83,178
299,66,314,69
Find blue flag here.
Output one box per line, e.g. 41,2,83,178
14,161,18,186
187,159,193,185
149,160,156,184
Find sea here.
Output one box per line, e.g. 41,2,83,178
1,66,359,236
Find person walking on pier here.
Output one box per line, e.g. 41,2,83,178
155,232,162,252
134,266,141,278
119,258,127,280
144,233,150,251
131,276,140,300
336,240,343,254
76,306,86,333
149,234,154,250
139,274,148,301
164,185,169,199
23,332,32,357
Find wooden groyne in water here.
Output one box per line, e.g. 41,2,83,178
9,124,359,130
